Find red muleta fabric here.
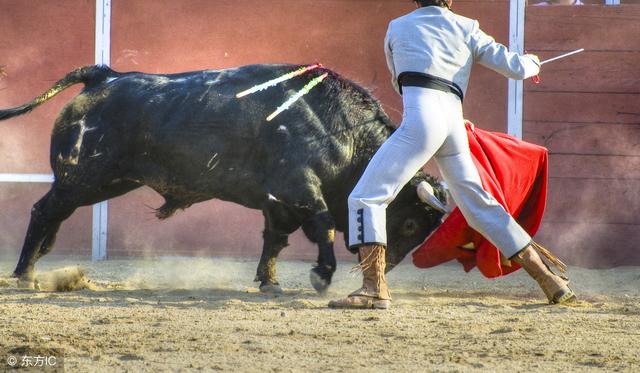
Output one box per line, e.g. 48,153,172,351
412,121,549,278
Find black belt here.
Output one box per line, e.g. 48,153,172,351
398,72,464,102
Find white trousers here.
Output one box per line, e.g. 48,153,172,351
348,87,531,258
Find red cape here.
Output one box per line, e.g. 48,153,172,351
412,121,549,278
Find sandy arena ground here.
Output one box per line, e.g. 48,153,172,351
0,255,639,372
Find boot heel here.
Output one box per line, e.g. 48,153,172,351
551,288,577,305
373,299,391,309
513,243,577,304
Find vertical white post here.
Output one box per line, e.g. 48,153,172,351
92,201,108,261
92,0,111,261
95,0,111,67
507,0,525,139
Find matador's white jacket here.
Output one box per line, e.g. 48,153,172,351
384,5,540,96
346,5,542,254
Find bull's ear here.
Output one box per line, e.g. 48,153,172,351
416,181,448,213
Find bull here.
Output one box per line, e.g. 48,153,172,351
0,64,445,292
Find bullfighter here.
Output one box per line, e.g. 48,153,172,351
330,0,576,309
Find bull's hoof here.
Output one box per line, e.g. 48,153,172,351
16,277,38,290
310,268,331,294
259,282,283,294
13,270,37,290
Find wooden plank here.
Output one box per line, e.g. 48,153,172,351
544,178,640,224
547,154,640,179
524,121,640,180
524,92,640,123
526,5,640,51
535,222,640,268
524,51,640,94
524,121,640,155
529,0,617,4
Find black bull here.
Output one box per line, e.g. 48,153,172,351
0,64,445,292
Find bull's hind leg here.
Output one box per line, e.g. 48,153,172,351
255,201,300,293
255,231,289,293
12,188,77,284
12,181,140,284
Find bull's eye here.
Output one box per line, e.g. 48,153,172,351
401,218,419,237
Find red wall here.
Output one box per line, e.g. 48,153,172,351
1,1,636,268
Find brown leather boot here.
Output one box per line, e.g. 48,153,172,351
328,245,391,309
513,242,576,304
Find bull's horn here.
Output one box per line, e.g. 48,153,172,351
416,181,448,213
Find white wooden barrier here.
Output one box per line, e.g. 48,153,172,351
508,0,526,139
92,0,111,261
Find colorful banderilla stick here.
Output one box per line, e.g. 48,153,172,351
266,72,329,122
236,63,323,98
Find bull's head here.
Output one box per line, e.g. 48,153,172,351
384,172,447,271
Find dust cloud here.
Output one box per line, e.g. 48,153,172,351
35,266,96,292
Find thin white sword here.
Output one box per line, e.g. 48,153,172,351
540,48,585,65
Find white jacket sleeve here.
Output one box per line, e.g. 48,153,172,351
469,21,540,80
384,22,401,95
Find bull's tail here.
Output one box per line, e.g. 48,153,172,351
0,64,117,121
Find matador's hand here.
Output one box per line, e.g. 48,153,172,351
524,54,541,66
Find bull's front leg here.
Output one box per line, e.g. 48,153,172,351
254,230,289,293
307,211,337,294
